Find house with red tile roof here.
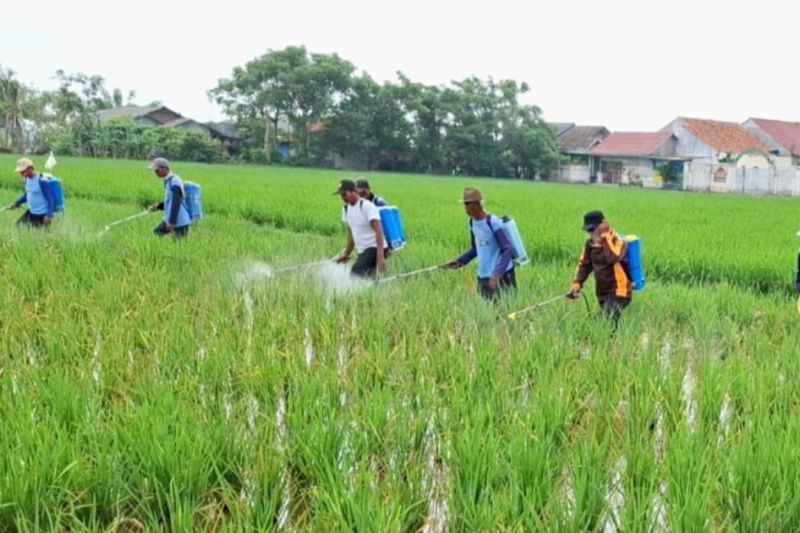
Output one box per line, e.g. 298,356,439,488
590,132,682,187
742,118,800,166
660,117,771,167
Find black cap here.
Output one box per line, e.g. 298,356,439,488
334,179,356,195
582,210,605,231
355,178,370,189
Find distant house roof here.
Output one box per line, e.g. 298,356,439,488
746,117,800,157
549,122,575,136
680,117,769,153
96,105,159,120
307,121,326,134
96,105,183,124
206,121,239,140
557,125,610,154
592,132,674,157
163,117,193,127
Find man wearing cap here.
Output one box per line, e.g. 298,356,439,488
147,157,191,238
355,178,387,207
447,187,516,301
567,210,632,320
335,179,387,278
7,157,56,228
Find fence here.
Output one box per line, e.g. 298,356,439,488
684,162,800,196
555,164,591,183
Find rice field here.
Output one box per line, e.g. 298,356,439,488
0,155,798,531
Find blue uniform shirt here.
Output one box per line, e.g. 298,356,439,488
16,174,55,217
457,215,514,278
164,175,192,227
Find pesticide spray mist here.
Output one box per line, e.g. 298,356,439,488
316,262,369,295
235,260,275,288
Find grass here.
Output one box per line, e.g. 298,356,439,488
0,154,798,530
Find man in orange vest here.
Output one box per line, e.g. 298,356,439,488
567,210,632,321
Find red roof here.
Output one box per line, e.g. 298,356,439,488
307,121,326,134
748,118,800,156
591,132,673,157
681,117,769,153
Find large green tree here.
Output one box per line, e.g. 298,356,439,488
210,46,355,162
395,73,449,174
314,75,411,170
439,77,560,178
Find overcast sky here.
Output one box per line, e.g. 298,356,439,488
3,0,797,132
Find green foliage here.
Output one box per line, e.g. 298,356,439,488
0,155,799,528
210,46,355,163
655,161,682,187
212,48,560,178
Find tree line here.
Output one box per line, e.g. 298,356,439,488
0,67,220,163
2,47,563,178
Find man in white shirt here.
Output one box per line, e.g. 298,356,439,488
334,179,387,278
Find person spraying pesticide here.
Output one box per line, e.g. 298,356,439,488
567,210,633,322
447,187,519,301
334,179,388,279
147,158,192,239
6,158,56,228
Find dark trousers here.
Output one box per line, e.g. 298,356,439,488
16,211,47,228
599,295,631,323
153,221,189,239
477,268,517,301
796,248,800,295
351,247,389,279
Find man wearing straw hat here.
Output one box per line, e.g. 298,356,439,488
447,187,516,301
6,157,56,228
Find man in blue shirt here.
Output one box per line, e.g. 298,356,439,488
447,187,516,300
7,157,55,228
147,157,191,239
356,178,387,207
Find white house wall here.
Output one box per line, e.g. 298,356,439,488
736,153,771,169
555,164,590,182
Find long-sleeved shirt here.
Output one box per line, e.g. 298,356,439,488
366,193,387,207
154,175,191,227
573,230,632,300
457,214,515,278
15,174,55,217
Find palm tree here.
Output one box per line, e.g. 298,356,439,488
0,66,25,150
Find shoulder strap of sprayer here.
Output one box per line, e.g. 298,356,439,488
37,174,53,199
470,214,503,242
168,177,189,210
343,199,365,216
